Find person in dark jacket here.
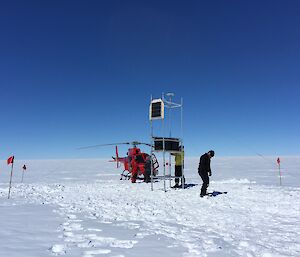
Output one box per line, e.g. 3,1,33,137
144,155,151,183
198,150,215,197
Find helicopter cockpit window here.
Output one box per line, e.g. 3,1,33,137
135,154,144,163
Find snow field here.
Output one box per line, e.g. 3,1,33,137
0,157,299,256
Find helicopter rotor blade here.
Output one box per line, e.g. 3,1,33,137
138,142,153,147
77,142,131,150
77,141,154,150
130,141,153,147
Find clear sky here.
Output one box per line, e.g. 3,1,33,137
0,0,299,159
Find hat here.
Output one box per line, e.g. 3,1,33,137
208,150,215,157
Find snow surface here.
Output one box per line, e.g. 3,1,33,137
0,157,300,257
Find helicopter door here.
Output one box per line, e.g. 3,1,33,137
151,153,159,170
135,154,144,163
127,156,132,172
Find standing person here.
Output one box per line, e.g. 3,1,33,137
144,155,151,183
172,146,185,188
198,150,215,197
130,156,138,183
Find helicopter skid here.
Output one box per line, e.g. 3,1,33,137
120,170,131,180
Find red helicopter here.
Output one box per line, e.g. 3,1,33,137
79,141,159,183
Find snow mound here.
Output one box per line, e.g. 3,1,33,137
50,244,66,255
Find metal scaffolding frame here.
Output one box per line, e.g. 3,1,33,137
150,93,184,192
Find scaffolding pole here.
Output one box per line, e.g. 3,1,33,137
150,92,184,192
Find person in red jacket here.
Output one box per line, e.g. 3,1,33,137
131,157,139,183
198,150,215,197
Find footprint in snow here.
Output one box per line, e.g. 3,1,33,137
63,222,83,232
63,231,86,243
83,233,138,249
83,249,111,257
87,228,102,232
67,214,77,220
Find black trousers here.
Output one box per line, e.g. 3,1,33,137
200,172,209,196
175,165,185,185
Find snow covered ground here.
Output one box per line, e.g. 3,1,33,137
0,157,300,257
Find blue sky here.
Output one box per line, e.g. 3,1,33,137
0,0,299,159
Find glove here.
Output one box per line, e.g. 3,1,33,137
208,171,212,176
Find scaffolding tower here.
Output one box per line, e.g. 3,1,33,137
149,93,184,192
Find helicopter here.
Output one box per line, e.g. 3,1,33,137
78,141,159,183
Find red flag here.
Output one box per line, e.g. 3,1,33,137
7,156,14,165
277,157,280,165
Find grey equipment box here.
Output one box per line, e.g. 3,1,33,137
153,137,180,151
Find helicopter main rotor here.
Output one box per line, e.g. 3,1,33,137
77,141,152,150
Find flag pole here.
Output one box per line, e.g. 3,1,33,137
277,157,282,186
278,162,282,186
8,162,14,199
21,167,25,183
21,164,27,183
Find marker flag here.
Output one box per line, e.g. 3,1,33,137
277,157,280,165
7,156,15,199
7,156,14,165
